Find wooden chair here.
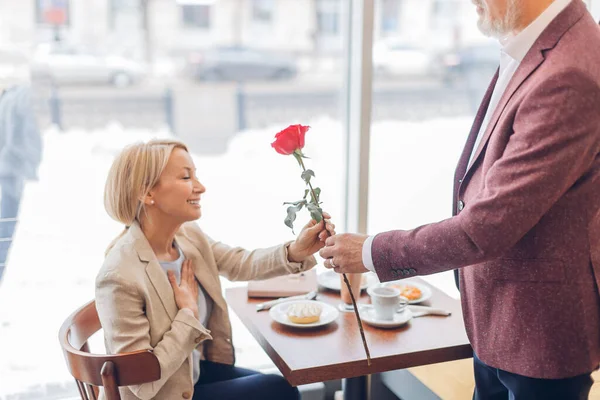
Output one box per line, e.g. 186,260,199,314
59,300,160,400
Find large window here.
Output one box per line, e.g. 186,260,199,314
0,0,349,398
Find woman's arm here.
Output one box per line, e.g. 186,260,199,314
95,272,212,400
183,222,317,282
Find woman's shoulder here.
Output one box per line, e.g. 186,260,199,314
96,237,143,288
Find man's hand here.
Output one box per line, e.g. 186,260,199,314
319,233,369,274
287,212,335,263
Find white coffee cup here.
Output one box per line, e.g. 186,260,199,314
367,285,402,321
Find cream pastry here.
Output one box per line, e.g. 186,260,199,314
286,302,322,324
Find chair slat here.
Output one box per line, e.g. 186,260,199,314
76,380,88,400
101,361,122,400
85,383,97,400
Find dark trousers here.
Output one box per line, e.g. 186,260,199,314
193,361,300,400
473,353,594,400
0,176,24,280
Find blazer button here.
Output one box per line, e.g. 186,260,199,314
409,268,416,274
182,392,191,399
391,270,398,276
457,200,465,211
403,269,410,276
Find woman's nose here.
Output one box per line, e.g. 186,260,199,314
194,181,206,193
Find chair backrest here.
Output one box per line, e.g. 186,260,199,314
58,300,161,400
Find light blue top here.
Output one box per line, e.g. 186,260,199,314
159,243,213,384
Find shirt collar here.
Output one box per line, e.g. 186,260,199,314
502,0,572,62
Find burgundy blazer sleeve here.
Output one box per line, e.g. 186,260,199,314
372,69,600,282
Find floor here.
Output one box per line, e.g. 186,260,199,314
408,360,600,400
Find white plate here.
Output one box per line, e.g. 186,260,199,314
317,270,379,292
381,280,432,304
360,307,413,329
269,300,339,328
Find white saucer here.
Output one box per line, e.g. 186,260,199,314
269,300,339,328
360,308,413,328
317,270,379,292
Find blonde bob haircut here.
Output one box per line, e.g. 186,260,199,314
104,139,188,253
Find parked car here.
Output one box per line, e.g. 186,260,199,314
438,41,500,86
186,47,298,82
372,40,436,78
31,43,146,87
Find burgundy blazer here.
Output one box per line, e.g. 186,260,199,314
372,0,600,379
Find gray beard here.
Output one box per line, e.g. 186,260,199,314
477,0,521,39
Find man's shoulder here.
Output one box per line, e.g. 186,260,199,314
547,14,600,75
530,16,600,96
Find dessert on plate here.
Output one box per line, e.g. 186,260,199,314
286,302,323,324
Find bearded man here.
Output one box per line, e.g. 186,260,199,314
321,0,600,398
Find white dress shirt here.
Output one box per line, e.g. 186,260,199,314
362,0,572,273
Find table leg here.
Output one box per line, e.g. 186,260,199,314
343,375,369,400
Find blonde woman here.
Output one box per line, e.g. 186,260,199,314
96,139,334,400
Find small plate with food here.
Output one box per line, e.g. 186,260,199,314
382,280,432,304
269,300,339,328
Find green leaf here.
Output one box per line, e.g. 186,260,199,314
310,187,321,204
283,200,307,209
301,169,315,184
303,189,309,200
284,205,300,233
306,203,323,223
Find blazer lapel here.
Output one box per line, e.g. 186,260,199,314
465,52,545,176
176,233,226,311
130,223,179,321
453,70,499,213
463,0,586,178
455,70,499,187
146,259,179,321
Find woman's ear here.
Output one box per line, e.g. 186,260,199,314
141,193,155,206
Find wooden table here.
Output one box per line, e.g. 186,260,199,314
226,278,472,400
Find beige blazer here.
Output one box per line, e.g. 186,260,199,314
95,221,316,400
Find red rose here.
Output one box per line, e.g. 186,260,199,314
271,124,310,155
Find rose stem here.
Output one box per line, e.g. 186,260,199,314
297,154,372,366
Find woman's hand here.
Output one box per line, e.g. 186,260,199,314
287,212,336,263
168,259,199,319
